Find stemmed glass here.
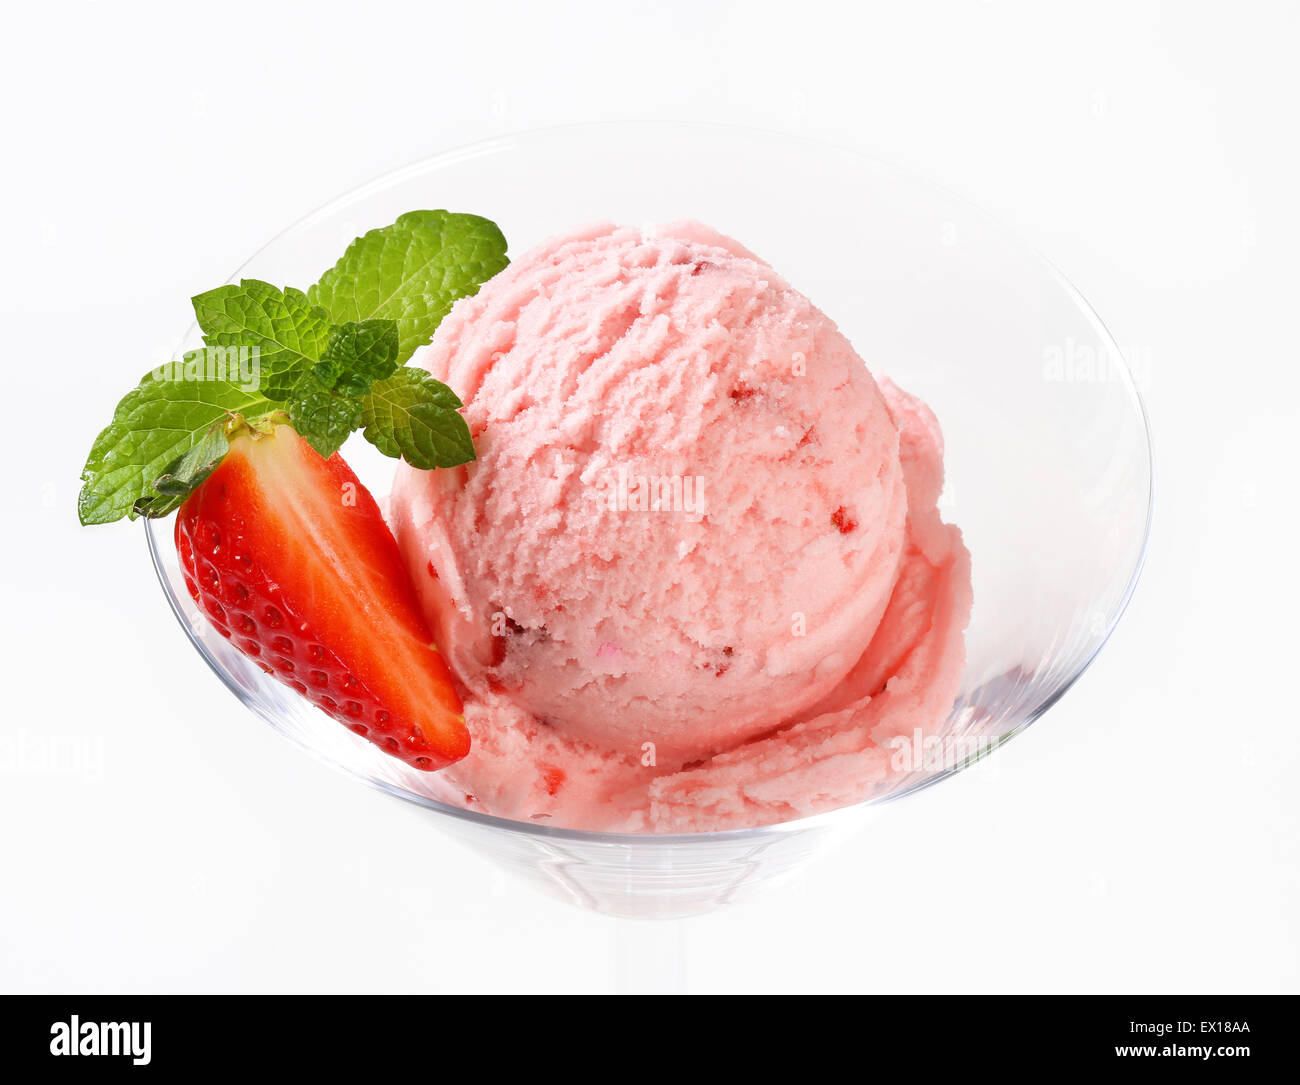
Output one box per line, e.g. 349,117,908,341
146,122,1153,920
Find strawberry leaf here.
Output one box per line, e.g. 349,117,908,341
152,425,230,495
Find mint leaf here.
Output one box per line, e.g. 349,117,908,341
286,319,396,458
78,353,277,524
360,368,474,469
81,212,502,527
193,280,331,400
313,319,399,395
308,211,508,362
287,384,364,460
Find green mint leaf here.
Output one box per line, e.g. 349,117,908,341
192,280,331,401
82,212,503,527
313,319,399,395
287,384,364,460
359,368,474,470
78,352,276,524
307,211,508,363
285,319,396,457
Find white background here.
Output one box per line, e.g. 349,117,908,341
2,0,1296,993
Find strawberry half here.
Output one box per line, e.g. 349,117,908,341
175,421,469,771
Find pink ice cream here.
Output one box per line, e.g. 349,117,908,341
388,221,971,832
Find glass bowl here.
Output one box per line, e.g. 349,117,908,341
145,122,1152,919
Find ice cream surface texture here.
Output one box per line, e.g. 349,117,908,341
388,221,971,832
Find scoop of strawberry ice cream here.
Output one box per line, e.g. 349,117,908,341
389,221,970,831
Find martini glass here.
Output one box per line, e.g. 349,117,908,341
146,122,1152,921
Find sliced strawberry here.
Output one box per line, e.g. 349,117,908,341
175,422,469,771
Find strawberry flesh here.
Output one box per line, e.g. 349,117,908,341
176,424,470,771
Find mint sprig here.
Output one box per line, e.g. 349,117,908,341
79,211,506,525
